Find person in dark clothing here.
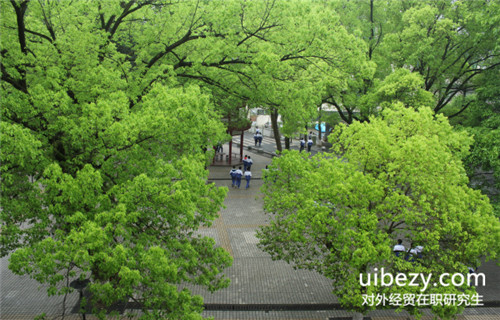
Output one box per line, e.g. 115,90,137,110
393,239,405,257
247,156,253,170
229,166,237,188
234,166,243,188
244,168,252,189
307,137,313,152
243,155,249,171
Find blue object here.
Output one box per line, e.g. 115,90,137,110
315,123,326,133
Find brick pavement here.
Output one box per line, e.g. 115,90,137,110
203,308,500,319
200,142,500,319
238,131,324,158
0,253,78,317
194,149,338,308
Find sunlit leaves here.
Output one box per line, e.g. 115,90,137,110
1,1,232,318
259,105,500,317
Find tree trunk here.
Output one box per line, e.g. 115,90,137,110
325,122,331,140
368,0,374,60
318,104,322,141
284,137,290,150
270,108,282,152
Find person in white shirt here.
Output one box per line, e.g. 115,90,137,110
229,166,237,188
246,156,253,170
256,132,263,147
243,155,249,171
300,138,306,152
307,138,313,152
409,245,423,260
410,245,423,254
244,169,252,189
393,239,405,257
234,167,243,188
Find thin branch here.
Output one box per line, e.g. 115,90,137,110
447,101,472,119
177,73,249,101
37,0,57,41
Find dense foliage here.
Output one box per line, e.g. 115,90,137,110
325,0,500,122
1,0,498,319
258,105,500,318
1,0,240,318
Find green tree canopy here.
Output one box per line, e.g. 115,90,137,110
324,0,500,123
1,0,237,318
258,104,500,318
172,0,368,151
449,67,500,216
2,0,498,318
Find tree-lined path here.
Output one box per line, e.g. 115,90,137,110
2,0,499,318
1,143,500,319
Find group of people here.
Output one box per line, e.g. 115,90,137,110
299,132,314,152
299,137,314,152
393,239,478,273
254,128,263,147
253,127,316,152
229,166,252,189
393,239,424,261
229,155,254,189
243,155,253,170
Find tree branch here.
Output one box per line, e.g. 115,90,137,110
36,0,57,41
447,101,472,119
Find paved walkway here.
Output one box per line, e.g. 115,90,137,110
1,132,499,319
239,131,324,157
195,149,336,306
198,143,500,319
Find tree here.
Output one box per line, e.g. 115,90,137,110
257,2,367,151
257,104,500,318
324,0,500,123
1,1,234,318
449,67,500,217
387,0,500,116
173,0,367,152
356,68,435,118
321,0,396,123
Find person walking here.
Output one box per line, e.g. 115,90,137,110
247,156,253,170
300,137,305,152
307,137,313,152
244,168,252,189
235,166,243,188
256,132,263,147
393,239,405,257
243,155,249,171
408,245,423,262
229,166,237,188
